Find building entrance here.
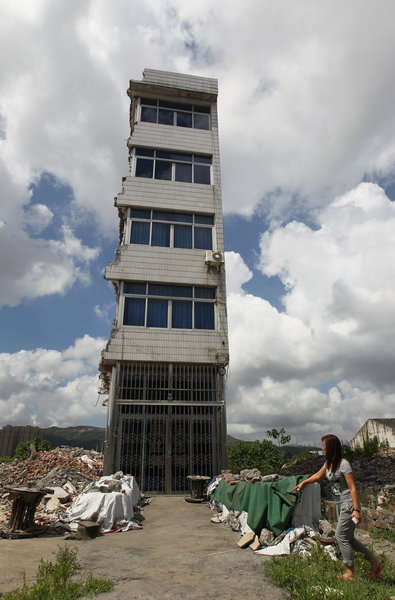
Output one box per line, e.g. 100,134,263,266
117,404,224,494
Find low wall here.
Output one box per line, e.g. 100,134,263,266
324,500,395,533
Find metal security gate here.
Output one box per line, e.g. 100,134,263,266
117,403,224,494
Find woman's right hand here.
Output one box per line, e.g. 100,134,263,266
292,482,304,493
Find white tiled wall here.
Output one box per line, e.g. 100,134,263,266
102,70,228,368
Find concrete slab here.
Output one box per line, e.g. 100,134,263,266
0,496,287,599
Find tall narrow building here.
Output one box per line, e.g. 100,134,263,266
99,69,229,494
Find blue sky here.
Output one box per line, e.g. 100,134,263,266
1,0,395,443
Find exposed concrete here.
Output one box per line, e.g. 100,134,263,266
0,496,287,599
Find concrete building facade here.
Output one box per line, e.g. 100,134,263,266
350,418,395,450
100,69,229,494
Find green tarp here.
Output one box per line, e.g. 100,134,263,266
210,475,307,537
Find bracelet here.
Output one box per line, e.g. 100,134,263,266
352,507,360,513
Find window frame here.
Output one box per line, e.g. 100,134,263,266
127,209,214,250
139,97,211,131
121,282,216,331
133,148,212,185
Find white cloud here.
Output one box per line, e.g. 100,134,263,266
225,251,253,295
22,203,53,234
225,183,395,443
2,1,395,439
0,220,99,307
2,0,395,231
0,335,106,427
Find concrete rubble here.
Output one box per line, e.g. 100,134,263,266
207,453,395,559
209,492,337,558
0,446,147,538
278,453,395,493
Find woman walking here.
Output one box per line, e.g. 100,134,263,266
293,434,384,581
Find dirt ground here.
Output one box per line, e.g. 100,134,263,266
0,496,287,600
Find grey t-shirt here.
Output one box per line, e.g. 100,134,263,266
325,458,352,501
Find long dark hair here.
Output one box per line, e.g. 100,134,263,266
322,434,343,473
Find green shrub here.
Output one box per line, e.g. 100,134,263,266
228,439,282,475
14,436,51,461
343,434,390,461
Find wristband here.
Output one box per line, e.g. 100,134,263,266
352,508,360,513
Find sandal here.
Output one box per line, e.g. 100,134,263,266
369,563,384,580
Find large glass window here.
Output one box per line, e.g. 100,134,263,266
140,98,210,130
134,149,211,185
129,209,213,250
123,283,215,330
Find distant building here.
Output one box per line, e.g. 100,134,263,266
350,418,395,449
0,425,42,457
99,69,229,493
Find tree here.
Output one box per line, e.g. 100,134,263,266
266,428,291,447
228,439,282,475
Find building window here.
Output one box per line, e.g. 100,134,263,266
123,283,215,330
129,209,213,250
140,98,210,130
134,149,211,185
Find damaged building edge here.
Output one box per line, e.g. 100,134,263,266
99,69,229,494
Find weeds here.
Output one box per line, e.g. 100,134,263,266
265,542,395,599
0,544,113,599
358,487,378,510
370,529,395,545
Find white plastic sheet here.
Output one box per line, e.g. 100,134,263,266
66,474,141,532
254,527,307,556
238,511,253,534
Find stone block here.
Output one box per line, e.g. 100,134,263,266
46,486,70,502
237,531,255,548
375,507,395,531
249,535,261,551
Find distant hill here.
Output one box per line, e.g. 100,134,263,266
283,445,321,456
42,426,105,452
40,427,319,456
226,434,240,447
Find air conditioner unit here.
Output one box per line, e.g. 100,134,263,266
205,250,224,266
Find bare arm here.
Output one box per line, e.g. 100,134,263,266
345,471,361,524
292,464,326,492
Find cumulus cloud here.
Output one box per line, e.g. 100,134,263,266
0,219,99,307
225,183,395,443
22,203,53,234
2,1,395,439
225,251,253,295
0,335,106,427
2,0,395,232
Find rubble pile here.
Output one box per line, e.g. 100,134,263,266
0,446,103,489
279,453,395,492
0,446,148,539
0,446,104,536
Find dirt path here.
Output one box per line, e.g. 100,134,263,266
0,496,286,599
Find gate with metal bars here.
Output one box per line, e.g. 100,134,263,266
114,362,226,494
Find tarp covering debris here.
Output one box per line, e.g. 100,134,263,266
66,474,141,532
210,475,307,536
